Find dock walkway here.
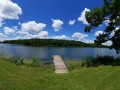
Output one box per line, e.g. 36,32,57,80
53,55,68,73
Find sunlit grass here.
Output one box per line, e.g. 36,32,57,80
0,58,120,90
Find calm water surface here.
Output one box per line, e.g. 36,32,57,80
0,44,119,60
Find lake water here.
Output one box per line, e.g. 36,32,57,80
0,43,119,60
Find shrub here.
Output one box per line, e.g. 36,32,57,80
81,55,120,67
10,57,24,66
81,60,86,67
113,57,120,66
81,56,94,67
31,57,42,67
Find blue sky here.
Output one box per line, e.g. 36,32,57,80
0,0,111,45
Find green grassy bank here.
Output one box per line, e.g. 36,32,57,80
0,58,120,90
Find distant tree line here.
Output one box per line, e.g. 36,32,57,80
3,39,108,48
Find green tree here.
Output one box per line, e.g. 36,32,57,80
85,0,120,53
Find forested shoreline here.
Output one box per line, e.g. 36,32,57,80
2,39,109,48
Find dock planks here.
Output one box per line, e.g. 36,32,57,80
53,55,68,73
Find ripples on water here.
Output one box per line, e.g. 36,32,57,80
0,44,119,60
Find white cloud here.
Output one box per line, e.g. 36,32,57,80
21,21,46,33
9,36,31,40
52,19,64,31
27,34,39,39
0,33,5,41
95,30,103,36
104,20,110,26
111,27,120,36
12,26,18,30
51,35,69,40
17,30,29,35
0,18,3,27
0,33,4,38
69,20,75,25
72,32,88,39
82,39,94,43
78,8,90,25
38,31,48,37
3,27,15,34
0,0,22,27
102,40,112,46
0,0,22,20
15,21,48,40
115,27,119,30
27,31,48,39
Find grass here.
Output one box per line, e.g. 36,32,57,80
0,58,120,90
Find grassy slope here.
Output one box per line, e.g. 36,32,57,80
0,59,120,90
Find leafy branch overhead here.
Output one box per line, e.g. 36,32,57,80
85,0,120,53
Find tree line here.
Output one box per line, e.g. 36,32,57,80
3,39,108,48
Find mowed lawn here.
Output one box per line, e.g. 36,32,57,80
0,59,120,90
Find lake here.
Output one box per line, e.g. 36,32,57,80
0,43,119,60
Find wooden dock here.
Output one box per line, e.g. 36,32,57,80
53,55,68,73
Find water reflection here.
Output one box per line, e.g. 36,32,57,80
0,44,119,60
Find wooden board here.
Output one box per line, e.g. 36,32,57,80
53,55,68,73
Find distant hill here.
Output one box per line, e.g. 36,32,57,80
3,39,108,48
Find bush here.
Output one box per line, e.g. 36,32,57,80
81,56,93,67
81,55,120,67
10,57,24,66
113,57,120,66
31,57,43,67
81,60,86,67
